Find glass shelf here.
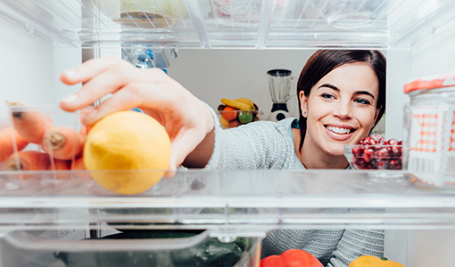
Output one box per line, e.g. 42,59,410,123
0,0,454,49
1,170,455,232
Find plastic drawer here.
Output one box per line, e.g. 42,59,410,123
0,229,262,267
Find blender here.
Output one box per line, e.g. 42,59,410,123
267,69,292,121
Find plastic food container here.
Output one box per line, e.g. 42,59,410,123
312,0,389,28
217,107,263,129
403,74,455,185
89,0,188,28
344,144,404,170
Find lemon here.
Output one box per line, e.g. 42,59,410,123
84,111,171,195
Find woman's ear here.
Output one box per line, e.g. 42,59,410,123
374,106,382,123
299,91,308,118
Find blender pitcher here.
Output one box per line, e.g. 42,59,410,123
267,69,292,122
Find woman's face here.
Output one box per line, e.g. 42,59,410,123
300,63,380,156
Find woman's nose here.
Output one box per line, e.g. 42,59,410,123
333,101,352,119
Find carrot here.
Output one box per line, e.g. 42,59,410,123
9,102,52,144
71,156,90,179
0,127,29,162
3,151,51,172
48,159,71,179
71,156,86,171
42,126,84,160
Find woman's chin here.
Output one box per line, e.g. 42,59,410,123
324,146,346,157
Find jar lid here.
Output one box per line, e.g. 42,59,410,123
404,74,455,94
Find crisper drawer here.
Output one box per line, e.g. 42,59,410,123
0,229,261,267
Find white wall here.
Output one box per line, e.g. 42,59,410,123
168,49,315,120
0,16,54,107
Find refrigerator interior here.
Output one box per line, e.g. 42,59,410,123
2,0,455,266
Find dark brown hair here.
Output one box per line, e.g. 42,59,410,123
297,50,386,151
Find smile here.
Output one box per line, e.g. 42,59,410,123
325,125,356,135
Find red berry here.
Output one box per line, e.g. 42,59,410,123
389,139,399,146
377,148,389,158
364,148,375,157
390,159,399,167
377,159,387,169
352,147,362,156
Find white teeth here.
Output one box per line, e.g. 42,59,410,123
327,126,351,134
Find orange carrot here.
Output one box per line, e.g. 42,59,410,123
48,159,71,179
0,127,29,162
71,156,90,179
71,156,86,171
3,151,51,172
9,102,52,144
42,126,84,160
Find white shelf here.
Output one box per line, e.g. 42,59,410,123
1,170,455,232
0,0,454,49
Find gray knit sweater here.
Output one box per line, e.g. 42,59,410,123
204,117,384,267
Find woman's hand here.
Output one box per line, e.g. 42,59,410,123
59,56,215,175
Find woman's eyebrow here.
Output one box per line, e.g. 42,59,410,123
318,83,339,91
318,84,376,100
355,91,375,99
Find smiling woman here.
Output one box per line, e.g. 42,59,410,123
296,50,386,169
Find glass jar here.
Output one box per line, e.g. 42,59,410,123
403,75,455,185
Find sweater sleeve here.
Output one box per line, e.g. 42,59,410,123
327,229,384,267
204,106,294,170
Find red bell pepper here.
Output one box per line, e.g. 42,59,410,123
260,249,324,267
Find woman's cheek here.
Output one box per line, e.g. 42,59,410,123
354,108,377,133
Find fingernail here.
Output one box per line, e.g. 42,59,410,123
64,69,77,78
60,94,78,104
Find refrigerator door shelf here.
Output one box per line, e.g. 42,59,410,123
0,0,454,49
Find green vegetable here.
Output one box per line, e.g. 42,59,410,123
55,230,244,267
170,237,243,267
238,112,253,124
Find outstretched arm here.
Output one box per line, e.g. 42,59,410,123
58,56,215,174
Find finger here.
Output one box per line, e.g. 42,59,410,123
79,106,96,124
59,66,136,112
164,128,205,178
59,56,125,85
80,87,144,125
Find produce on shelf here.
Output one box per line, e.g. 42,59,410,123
3,151,51,173
218,97,260,128
260,249,323,267
8,102,52,144
0,127,29,162
349,256,405,267
349,135,403,170
170,237,243,267
42,126,84,160
84,111,171,195
49,159,71,179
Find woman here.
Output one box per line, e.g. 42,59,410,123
59,50,386,266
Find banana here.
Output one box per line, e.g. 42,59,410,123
234,98,255,109
221,98,253,111
219,116,230,128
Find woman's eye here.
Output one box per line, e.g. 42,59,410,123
355,98,371,105
321,93,334,100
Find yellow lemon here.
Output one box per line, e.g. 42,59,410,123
84,111,171,195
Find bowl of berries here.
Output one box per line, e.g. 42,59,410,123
344,135,404,170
